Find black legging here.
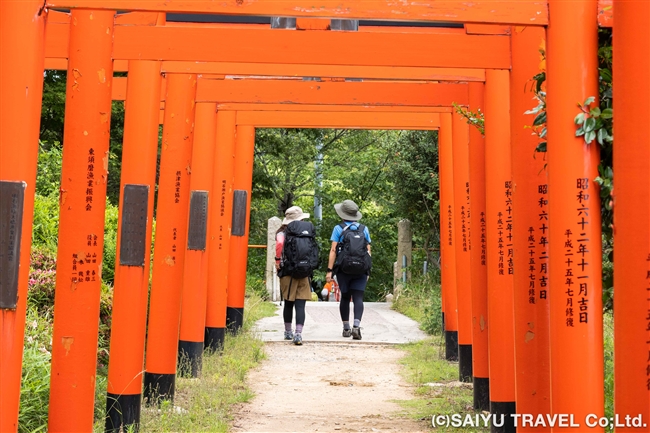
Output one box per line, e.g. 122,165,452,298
283,299,306,325
339,289,365,322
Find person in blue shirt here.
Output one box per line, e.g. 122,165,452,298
325,199,372,340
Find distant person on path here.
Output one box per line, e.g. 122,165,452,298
275,206,319,346
325,200,372,340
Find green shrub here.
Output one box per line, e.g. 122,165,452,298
245,272,269,301
18,308,53,433
32,193,60,251
101,200,119,286
27,247,58,316
392,273,442,335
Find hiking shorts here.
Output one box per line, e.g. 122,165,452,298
280,276,311,301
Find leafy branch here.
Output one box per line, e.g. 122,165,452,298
452,103,484,135
574,96,613,147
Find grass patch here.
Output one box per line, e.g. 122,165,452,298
133,293,276,432
396,337,488,433
392,274,442,335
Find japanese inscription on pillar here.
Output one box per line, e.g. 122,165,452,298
86,148,95,211
219,179,227,251
0,181,25,309
461,181,470,253
480,211,487,266
529,184,550,304
447,205,453,247
505,181,514,275
575,178,591,325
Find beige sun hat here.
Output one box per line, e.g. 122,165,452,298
334,199,362,221
282,206,310,225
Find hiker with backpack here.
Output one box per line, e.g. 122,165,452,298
275,206,319,346
325,200,372,340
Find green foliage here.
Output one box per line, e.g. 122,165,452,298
249,128,404,300
392,273,442,335
32,193,60,252
453,103,485,135
18,308,53,433
101,200,119,286
603,311,614,419
36,142,63,197
398,338,485,432
386,130,441,265
27,247,58,316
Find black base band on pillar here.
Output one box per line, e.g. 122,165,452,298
105,393,141,433
458,344,473,382
441,312,445,336
204,327,226,352
473,377,490,411
143,372,175,405
178,340,203,378
445,330,458,361
226,307,244,333
490,401,516,433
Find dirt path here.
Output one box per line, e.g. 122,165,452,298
232,341,428,433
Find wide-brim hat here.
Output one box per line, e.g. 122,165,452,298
334,199,362,221
282,205,310,225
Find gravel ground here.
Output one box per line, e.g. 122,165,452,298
232,341,429,433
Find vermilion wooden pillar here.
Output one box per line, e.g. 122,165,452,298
510,26,551,426
613,0,650,426
0,2,45,431
547,0,603,424
226,125,255,333
104,60,162,433
439,113,459,361
467,82,490,411
451,111,473,381
143,74,197,404
205,111,237,351
177,102,217,376
47,10,115,432
485,69,516,433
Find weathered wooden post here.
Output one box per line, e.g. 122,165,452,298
396,219,413,285
266,216,282,301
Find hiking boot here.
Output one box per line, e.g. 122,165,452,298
342,328,352,338
293,333,303,346
352,327,362,340
284,330,294,340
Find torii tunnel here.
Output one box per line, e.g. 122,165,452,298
1,1,648,432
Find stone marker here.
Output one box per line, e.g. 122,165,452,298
266,216,282,301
